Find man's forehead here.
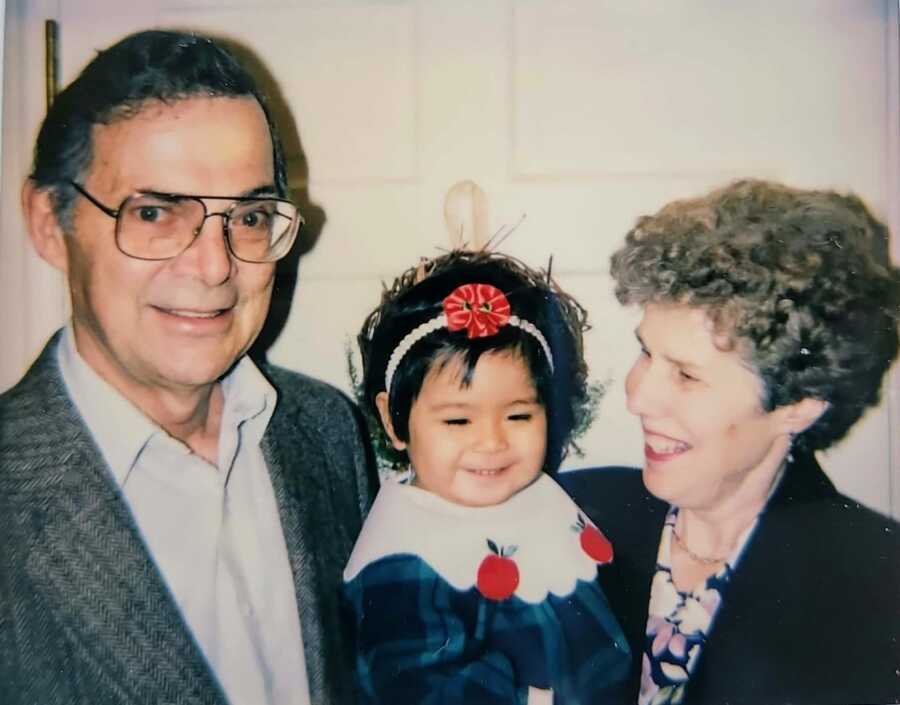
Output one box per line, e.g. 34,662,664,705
98,94,263,133
86,95,275,195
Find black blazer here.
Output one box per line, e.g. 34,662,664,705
0,333,377,705
561,455,900,705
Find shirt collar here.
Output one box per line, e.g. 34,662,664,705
218,353,278,471
56,323,277,485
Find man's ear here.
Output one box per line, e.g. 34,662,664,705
22,179,69,274
776,397,830,435
375,391,407,451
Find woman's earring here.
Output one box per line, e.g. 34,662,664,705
787,432,796,463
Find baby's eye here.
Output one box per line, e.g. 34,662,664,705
443,418,469,426
638,345,651,359
678,369,699,383
508,413,533,422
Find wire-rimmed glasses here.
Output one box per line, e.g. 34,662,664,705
68,181,303,263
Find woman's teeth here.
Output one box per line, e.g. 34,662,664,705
647,439,689,454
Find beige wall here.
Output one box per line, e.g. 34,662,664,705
2,0,898,514
0,0,5,170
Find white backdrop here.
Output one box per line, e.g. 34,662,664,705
0,0,5,171
1,1,898,516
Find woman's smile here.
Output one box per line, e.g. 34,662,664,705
642,428,692,460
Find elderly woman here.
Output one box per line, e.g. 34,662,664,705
563,180,900,705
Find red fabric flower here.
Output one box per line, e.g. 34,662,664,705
443,284,511,339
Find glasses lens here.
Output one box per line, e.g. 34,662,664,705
116,194,201,260
229,199,300,262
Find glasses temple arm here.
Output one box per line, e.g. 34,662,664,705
68,181,119,218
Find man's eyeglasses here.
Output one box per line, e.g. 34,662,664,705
68,181,303,263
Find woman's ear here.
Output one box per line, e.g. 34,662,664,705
776,397,830,435
22,180,69,274
375,391,407,451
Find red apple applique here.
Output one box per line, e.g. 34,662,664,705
574,514,613,564
476,540,519,600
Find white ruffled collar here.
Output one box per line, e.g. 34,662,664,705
343,474,613,604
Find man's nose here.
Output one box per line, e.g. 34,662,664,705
176,212,234,285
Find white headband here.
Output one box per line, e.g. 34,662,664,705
384,283,554,393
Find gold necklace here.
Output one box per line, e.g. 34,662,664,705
671,524,729,566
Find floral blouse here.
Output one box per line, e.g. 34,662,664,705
639,508,757,705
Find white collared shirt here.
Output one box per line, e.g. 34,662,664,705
57,325,310,705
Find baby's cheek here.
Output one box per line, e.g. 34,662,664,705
723,422,741,438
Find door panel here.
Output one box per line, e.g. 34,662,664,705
2,0,896,514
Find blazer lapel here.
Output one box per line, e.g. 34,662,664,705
604,477,667,699
684,454,838,704
263,406,343,705
17,337,227,705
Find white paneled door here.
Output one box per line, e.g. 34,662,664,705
2,0,897,515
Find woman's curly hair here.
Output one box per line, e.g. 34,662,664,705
357,250,594,474
610,179,900,452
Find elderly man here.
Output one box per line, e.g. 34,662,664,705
0,30,375,705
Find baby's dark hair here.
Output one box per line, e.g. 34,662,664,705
358,250,590,474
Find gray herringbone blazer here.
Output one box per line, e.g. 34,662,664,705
0,332,376,705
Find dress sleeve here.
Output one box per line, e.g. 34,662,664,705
343,554,527,705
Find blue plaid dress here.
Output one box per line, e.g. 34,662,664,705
342,475,630,704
